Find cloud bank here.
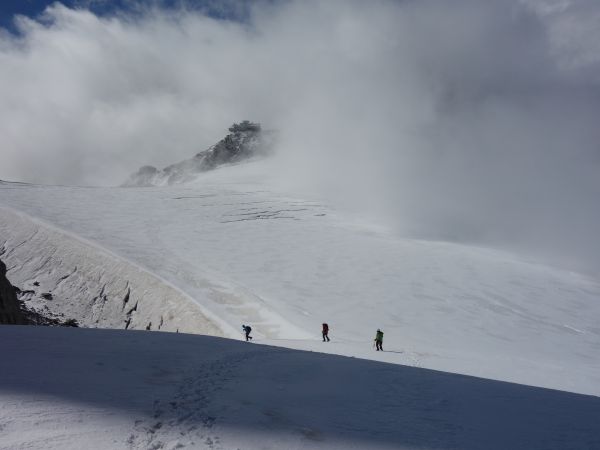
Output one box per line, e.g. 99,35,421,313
0,0,599,272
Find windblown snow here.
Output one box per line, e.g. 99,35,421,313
1,159,600,449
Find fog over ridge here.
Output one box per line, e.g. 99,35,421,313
0,0,599,273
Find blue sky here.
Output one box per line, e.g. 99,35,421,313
0,1,109,30
0,0,250,32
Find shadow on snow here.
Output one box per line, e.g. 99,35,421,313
1,326,599,449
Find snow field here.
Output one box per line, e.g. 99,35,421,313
1,325,599,450
1,160,599,397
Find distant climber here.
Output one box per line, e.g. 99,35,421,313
322,323,330,342
242,324,253,341
374,329,384,351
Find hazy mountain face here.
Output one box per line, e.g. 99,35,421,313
124,121,273,186
0,0,599,272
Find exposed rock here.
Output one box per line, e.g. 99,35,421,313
124,121,275,187
17,302,78,327
63,318,79,327
2,258,81,327
228,120,261,133
0,259,25,324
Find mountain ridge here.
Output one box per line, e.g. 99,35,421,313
124,120,275,187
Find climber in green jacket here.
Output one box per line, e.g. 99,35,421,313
374,329,384,351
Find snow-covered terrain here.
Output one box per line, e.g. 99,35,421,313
1,159,600,448
2,325,600,450
2,160,600,393
0,206,226,335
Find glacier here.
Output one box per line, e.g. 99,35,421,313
1,158,600,449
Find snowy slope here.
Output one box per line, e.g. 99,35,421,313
1,325,599,450
1,159,600,399
0,207,226,335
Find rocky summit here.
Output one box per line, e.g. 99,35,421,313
124,121,274,187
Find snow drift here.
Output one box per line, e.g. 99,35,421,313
0,207,223,335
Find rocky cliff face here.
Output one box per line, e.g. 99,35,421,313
0,259,24,325
124,121,275,187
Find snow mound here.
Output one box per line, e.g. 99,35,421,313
0,207,224,335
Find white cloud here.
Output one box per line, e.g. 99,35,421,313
0,0,599,272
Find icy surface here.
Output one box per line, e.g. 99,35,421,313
1,159,600,399
1,326,599,450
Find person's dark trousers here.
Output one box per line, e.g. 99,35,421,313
375,340,382,351
322,332,330,342
246,333,252,341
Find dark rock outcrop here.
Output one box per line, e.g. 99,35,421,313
1,260,79,327
0,259,24,325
